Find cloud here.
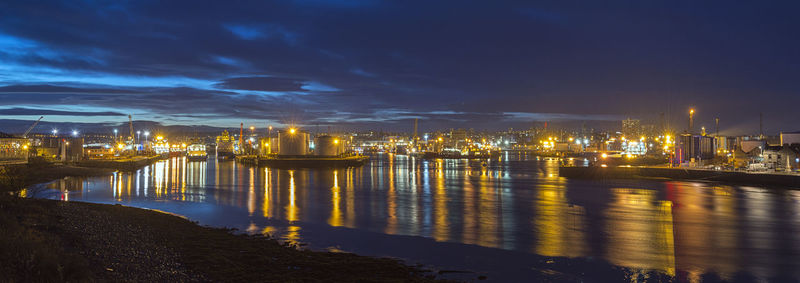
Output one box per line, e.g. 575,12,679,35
223,24,265,40
0,107,125,116
503,112,623,122
0,1,798,132
213,76,305,92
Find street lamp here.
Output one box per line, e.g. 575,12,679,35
689,108,695,133
113,129,118,142
52,129,58,136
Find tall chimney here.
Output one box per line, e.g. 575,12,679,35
413,118,419,140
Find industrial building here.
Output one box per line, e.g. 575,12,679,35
781,131,800,145
677,134,715,164
0,132,29,165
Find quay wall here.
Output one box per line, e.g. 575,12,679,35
77,156,162,171
559,166,800,188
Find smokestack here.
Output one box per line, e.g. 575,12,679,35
759,113,764,138
715,118,719,137
413,118,418,139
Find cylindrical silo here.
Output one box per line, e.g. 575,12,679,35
315,135,343,156
278,130,309,156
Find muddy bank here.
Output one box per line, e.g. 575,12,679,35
0,195,439,282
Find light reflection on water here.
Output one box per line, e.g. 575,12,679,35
45,153,800,281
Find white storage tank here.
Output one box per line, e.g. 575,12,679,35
278,129,309,156
315,135,343,156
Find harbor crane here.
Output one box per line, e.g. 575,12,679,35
23,116,44,138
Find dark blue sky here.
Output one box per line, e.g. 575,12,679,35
1,0,798,134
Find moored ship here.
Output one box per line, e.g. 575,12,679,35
186,143,207,161
216,130,235,160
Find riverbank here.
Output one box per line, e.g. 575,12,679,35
0,195,439,282
1,163,115,195
559,166,800,187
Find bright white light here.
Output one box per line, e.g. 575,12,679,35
72,130,78,136
52,129,58,135
144,131,150,136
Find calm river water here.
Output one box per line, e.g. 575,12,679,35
41,152,800,281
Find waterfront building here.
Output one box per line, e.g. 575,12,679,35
0,132,29,165
622,118,641,138
781,131,800,145
760,144,800,172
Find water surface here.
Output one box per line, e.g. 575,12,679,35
41,153,800,281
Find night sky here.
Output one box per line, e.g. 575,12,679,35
1,1,798,134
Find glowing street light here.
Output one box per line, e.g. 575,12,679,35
289,128,296,134
52,129,58,135
72,130,78,137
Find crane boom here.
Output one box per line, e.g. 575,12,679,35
23,116,44,138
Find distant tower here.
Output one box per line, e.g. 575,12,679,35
715,118,719,137
128,114,134,142
759,113,764,139
239,123,244,151
413,118,419,140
